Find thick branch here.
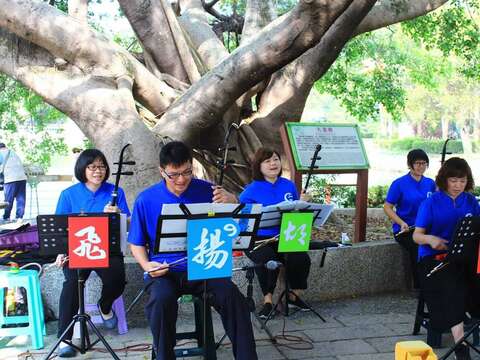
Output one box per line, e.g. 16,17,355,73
241,0,277,47
356,0,449,35
179,0,229,70
68,0,87,23
154,0,355,146
251,0,378,149
0,0,177,116
119,0,200,84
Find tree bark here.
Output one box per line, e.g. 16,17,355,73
241,0,277,47
68,0,88,23
118,0,201,84
154,0,355,146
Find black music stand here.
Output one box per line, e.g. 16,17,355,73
150,202,262,357
37,213,122,360
259,205,329,327
434,216,480,359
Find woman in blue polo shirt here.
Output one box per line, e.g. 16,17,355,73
413,157,480,360
54,149,131,357
240,147,311,319
384,149,435,288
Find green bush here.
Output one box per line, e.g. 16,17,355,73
376,137,463,154
309,176,388,208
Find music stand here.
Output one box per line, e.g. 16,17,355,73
151,202,265,353
432,216,480,359
37,213,122,360
258,204,331,327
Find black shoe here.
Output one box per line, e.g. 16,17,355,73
258,303,274,319
58,344,77,358
455,344,471,360
288,296,310,312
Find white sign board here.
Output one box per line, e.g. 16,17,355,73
286,123,369,170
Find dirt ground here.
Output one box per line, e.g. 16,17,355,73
312,211,392,243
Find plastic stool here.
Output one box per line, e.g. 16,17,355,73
0,269,46,349
395,340,437,360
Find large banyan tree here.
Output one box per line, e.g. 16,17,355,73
0,0,449,200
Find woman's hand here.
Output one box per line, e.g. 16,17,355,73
399,221,410,233
104,204,120,213
55,254,68,268
145,261,169,278
428,235,449,250
300,190,312,202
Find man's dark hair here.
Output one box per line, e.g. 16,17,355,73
74,149,110,183
160,141,193,168
407,149,429,168
0,143,6,148
436,157,474,192
251,147,282,181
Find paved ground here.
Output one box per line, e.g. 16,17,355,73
2,292,479,360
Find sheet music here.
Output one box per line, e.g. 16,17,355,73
158,203,261,252
260,200,334,228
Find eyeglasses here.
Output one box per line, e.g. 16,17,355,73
87,164,107,172
163,168,193,180
413,161,428,167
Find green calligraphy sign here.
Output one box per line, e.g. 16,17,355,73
278,212,313,253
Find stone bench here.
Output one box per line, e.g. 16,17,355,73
39,239,410,326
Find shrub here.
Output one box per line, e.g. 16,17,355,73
376,137,463,154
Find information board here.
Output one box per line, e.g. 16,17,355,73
285,123,369,170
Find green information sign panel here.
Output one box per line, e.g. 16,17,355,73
285,122,369,171
278,212,313,253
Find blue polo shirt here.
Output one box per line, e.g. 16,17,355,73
55,182,130,216
128,178,214,272
239,177,298,237
415,191,480,259
385,173,436,234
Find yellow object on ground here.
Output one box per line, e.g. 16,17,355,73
395,340,438,360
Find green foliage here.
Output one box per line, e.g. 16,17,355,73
0,75,68,170
401,0,480,79
367,185,389,208
316,31,408,122
309,175,388,208
376,137,464,154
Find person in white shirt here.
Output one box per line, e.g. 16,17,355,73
0,143,27,221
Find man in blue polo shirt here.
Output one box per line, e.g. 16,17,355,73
128,141,258,360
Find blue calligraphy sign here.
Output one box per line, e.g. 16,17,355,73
187,217,239,281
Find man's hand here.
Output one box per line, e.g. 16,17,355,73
145,261,169,278
428,236,449,250
55,254,68,268
104,204,120,213
212,186,238,203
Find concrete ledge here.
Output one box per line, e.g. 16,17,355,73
38,239,410,326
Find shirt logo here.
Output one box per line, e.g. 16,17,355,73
426,192,432,198
284,192,294,201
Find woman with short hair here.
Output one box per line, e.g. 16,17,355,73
413,157,480,360
54,149,130,357
240,147,311,319
384,149,436,288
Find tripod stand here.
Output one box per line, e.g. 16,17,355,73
43,270,120,360
263,254,325,326
440,319,480,359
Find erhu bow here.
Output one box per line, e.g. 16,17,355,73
441,138,452,165
303,144,322,193
217,123,239,186
110,143,135,206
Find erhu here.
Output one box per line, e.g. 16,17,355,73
110,143,135,206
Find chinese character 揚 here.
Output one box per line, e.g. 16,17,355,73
193,227,228,270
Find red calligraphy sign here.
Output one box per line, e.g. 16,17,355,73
68,216,110,269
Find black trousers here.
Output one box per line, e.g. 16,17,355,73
144,272,258,360
57,255,126,339
245,242,311,296
394,231,419,289
419,256,480,332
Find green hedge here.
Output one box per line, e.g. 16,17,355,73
376,137,464,154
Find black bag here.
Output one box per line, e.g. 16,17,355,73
0,173,4,191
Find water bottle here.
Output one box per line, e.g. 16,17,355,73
341,232,351,245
